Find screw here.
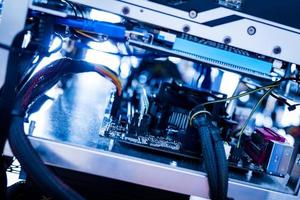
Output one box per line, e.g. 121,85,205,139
223,36,231,44
122,6,130,15
247,26,256,35
183,25,190,33
273,46,281,54
189,10,197,19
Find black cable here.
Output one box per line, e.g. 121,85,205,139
0,42,11,50
290,103,300,107
15,33,63,92
0,42,34,54
1,21,62,198
8,58,123,200
210,124,228,200
63,0,84,18
270,93,292,107
73,3,84,18
191,106,229,200
9,116,85,200
191,77,300,123
16,55,44,92
8,59,90,200
242,78,300,113
191,112,220,200
0,27,36,199
270,93,300,111
63,0,84,19
287,103,300,111
63,0,78,18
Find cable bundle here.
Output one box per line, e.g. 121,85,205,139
9,58,122,200
190,107,228,200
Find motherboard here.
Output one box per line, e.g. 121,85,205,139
99,79,293,177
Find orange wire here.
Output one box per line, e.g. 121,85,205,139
95,66,122,96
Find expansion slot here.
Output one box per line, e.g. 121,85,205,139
128,39,273,80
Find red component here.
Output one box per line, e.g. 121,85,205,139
256,127,285,143
244,127,285,165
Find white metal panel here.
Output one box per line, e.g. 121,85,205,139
4,136,299,200
68,0,300,65
0,0,29,88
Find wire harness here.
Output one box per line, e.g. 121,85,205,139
9,58,122,200
190,107,228,200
